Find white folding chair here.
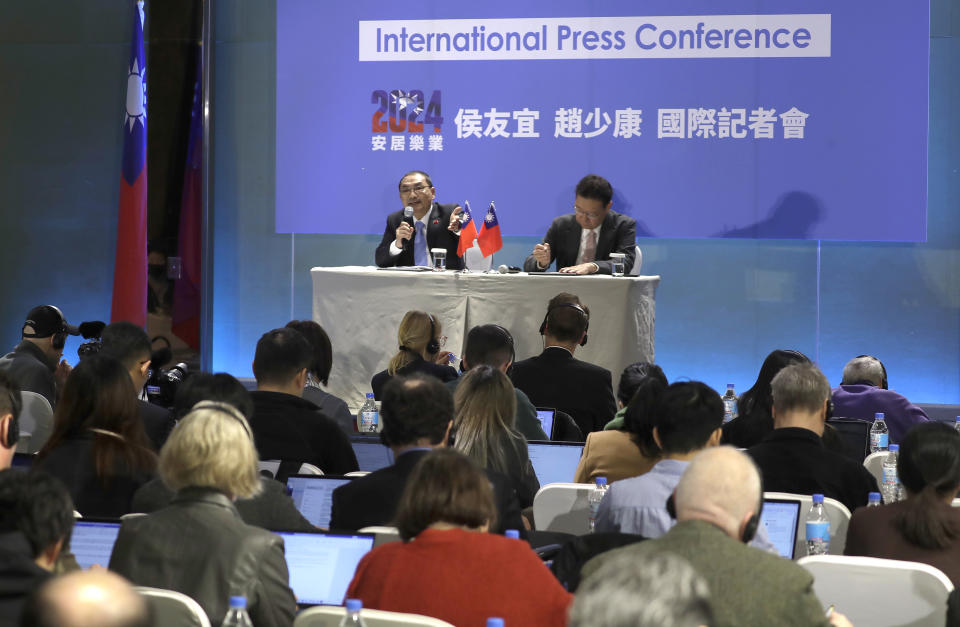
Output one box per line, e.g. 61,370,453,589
258,460,324,478
19,391,53,454
298,462,324,475
532,482,594,534
863,451,885,487
294,606,455,627
135,586,211,627
628,245,643,275
798,555,953,627
764,492,851,556
359,525,401,548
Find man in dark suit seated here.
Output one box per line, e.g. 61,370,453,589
510,293,616,437
250,328,358,479
99,322,176,451
523,174,637,275
748,363,879,512
329,374,524,534
374,170,464,269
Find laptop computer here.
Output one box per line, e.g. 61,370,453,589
527,441,584,486
285,475,354,529
71,519,122,570
275,530,375,606
535,408,556,440
10,453,34,472
349,436,394,472
760,497,802,559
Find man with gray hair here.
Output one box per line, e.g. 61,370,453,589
20,570,149,627
832,355,928,444
582,447,850,627
748,362,878,512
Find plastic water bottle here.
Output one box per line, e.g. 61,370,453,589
869,413,889,453
882,444,901,504
487,619,505,627
357,393,379,433
220,596,254,627
504,529,520,539
867,491,881,507
721,384,738,422
805,494,830,556
339,599,368,626
588,476,608,533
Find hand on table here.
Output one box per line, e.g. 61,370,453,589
559,263,598,275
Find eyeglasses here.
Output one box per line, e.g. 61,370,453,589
399,184,432,195
574,206,603,220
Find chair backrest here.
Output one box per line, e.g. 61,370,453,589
19,391,53,454
552,410,584,443
298,462,324,475
797,555,953,627
826,417,872,462
135,586,212,627
294,606,455,627
763,492,852,556
345,471,370,477
533,483,594,534
863,451,886,487
358,525,402,548
628,245,643,275
258,460,282,478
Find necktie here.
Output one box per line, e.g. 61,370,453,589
583,230,597,263
414,222,429,266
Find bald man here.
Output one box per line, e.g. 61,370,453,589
20,570,149,627
583,447,851,627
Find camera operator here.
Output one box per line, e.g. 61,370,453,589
0,306,80,409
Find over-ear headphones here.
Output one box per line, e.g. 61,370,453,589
2,388,20,448
190,401,252,440
491,324,516,368
666,485,764,544
825,398,834,421
538,303,590,347
23,305,68,350
425,314,441,356
855,354,888,390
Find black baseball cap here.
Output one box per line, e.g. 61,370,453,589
22,306,80,339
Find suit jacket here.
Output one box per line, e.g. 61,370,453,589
375,202,464,269
831,384,929,444
510,347,616,438
583,520,831,627
137,400,176,451
329,449,524,535
109,488,297,627
523,211,636,274
0,532,52,627
371,358,458,400
573,429,657,484
0,342,57,409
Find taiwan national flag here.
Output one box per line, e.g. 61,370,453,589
477,202,503,257
456,201,479,257
111,0,148,327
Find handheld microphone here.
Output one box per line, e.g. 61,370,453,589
402,206,415,250
497,265,522,274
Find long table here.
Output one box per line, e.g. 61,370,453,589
311,266,661,411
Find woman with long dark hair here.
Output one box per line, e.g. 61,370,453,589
35,355,156,517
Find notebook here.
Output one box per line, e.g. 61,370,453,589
275,531,375,606
71,519,122,569
527,441,585,486
349,436,394,472
285,475,353,529
535,408,556,440
760,497,802,559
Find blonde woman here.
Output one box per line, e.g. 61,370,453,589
109,402,297,627
454,365,540,508
371,310,457,398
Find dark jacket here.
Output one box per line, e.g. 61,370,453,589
522,211,637,274
0,532,51,627
371,357,458,400
0,342,57,409
109,488,297,627
445,377,547,441
374,202,464,269
137,400,176,451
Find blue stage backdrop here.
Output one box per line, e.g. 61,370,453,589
276,0,928,241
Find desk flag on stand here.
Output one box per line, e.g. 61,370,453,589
457,201,479,257
111,0,148,327
477,202,502,257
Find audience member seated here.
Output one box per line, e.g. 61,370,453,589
722,349,810,448
34,356,156,517
832,354,929,444
584,447,851,627
510,293,616,437
330,375,523,534
446,324,546,440
21,569,149,627
0,305,79,409
371,311,457,399
845,422,960,585
570,549,714,627
285,319,355,435
748,363,879,512
346,449,571,626
453,366,540,508
99,321,176,450
131,373,314,531
575,364,666,484
250,328,357,480
0,470,74,627
109,403,297,627
0,373,21,471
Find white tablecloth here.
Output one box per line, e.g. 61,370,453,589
311,266,661,411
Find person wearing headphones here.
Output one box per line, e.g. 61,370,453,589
583,447,852,627
0,305,79,409
510,293,616,437
0,372,21,469
371,310,457,400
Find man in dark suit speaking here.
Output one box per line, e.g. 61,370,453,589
375,170,464,269
523,174,637,275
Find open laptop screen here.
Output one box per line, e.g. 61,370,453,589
276,531,374,606
71,519,122,570
535,408,556,440
527,442,584,486
760,498,801,559
349,437,394,472
285,475,353,529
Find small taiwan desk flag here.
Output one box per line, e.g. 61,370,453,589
111,0,148,327
457,201,479,257
477,202,503,257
